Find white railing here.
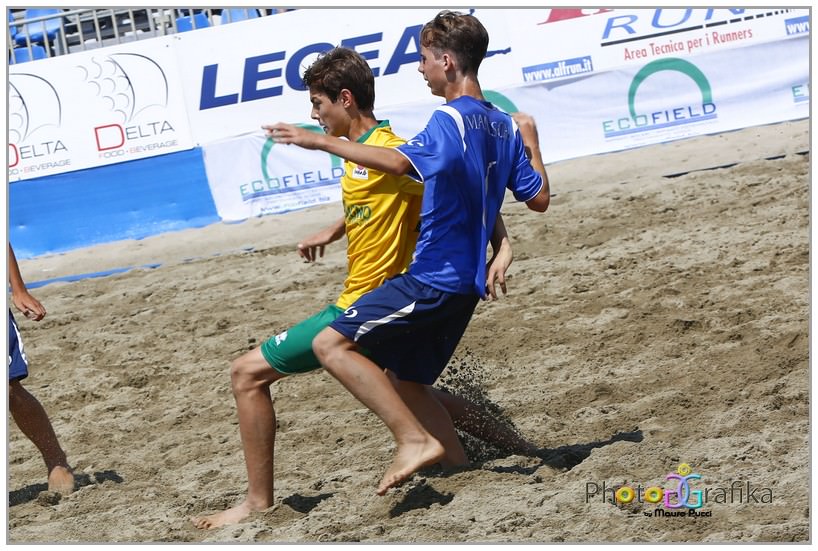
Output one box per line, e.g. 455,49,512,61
8,7,288,63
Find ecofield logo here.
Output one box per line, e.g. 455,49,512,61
603,58,717,138
239,124,343,201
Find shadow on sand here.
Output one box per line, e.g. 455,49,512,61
387,430,643,518
537,429,644,471
9,469,124,506
389,483,454,518
282,492,335,514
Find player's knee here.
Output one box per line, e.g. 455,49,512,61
230,351,284,394
229,358,246,391
8,386,16,406
312,329,348,371
311,331,333,365
8,380,23,403
386,371,402,391
230,356,262,394
395,380,428,400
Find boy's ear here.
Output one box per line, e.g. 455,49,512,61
339,88,354,108
441,52,456,72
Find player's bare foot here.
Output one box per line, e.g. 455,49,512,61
47,465,75,494
191,500,258,530
377,436,445,496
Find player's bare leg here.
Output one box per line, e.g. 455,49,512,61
314,328,445,495
387,374,468,468
432,388,541,455
377,431,445,496
191,349,285,529
9,380,75,494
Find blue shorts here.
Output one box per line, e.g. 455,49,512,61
8,310,29,382
329,274,479,385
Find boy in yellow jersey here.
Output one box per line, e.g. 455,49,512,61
192,47,533,530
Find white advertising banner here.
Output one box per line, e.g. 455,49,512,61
172,8,521,144
506,8,810,84
202,127,343,221
8,37,194,181
499,36,810,162
173,7,809,144
7,7,809,186
201,33,808,220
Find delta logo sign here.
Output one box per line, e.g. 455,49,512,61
78,53,180,159
8,73,71,176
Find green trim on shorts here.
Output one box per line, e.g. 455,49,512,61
260,304,344,375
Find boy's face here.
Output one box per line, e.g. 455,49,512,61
418,45,446,97
309,88,350,138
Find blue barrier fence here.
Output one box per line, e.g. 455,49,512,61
9,148,220,259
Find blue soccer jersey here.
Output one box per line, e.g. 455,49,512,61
396,96,543,295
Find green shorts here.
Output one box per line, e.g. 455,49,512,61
260,304,344,375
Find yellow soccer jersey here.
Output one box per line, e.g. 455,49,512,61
335,121,423,310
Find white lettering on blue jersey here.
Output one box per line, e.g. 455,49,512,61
396,96,542,295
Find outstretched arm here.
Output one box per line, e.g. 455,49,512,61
8,244,46,321
263,123,412,176
512,112,550,213
297,217,346,262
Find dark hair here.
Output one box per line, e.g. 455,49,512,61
420,10,489,75
302,47,375,111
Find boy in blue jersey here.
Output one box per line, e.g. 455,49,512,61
270,10,550,495
192,47,539,530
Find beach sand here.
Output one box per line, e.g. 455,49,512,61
7,119,809,543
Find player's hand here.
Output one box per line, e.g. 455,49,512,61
511,112,541,160
297,218,345,262
297,241,325,262
296,229,337,262
263,123,322,149
511,112,539,144
12,291,46,321
485,242,513,300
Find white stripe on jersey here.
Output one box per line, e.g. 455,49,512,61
9,315,28,367
354,301,416,342
435,105,467,152
396,149,424,183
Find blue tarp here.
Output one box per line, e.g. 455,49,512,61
9,148,220,259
